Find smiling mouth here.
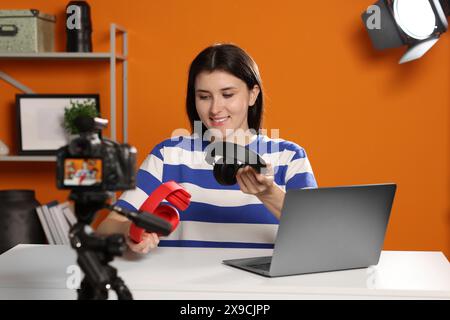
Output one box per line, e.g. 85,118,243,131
210,116,230,126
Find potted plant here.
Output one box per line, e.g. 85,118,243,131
63,99,98,136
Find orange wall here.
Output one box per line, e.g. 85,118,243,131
0,0,448,258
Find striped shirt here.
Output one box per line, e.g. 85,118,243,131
115,134,317,248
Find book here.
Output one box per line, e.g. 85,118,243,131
35,205,55,245
61,202,77,226
42,201,63,244
34,201,82,246
49,204,70,245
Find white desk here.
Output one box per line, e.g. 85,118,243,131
0,245,449,300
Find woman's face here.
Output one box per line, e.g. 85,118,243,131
195,70,260,140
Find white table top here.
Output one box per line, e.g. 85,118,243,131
0,244,449,299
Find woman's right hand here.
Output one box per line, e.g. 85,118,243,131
125,229,160,254
97,212,160,254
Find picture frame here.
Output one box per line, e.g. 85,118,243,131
16,94,101,155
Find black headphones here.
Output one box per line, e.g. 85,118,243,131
204,141,266,185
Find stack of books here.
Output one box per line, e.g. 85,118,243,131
35,201,77,245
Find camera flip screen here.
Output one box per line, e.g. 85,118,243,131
64,158,102,187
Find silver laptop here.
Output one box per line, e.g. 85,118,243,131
223,183,396,277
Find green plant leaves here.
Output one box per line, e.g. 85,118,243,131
63,99,99,134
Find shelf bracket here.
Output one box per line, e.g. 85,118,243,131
110,23,128,144
0,70,35,94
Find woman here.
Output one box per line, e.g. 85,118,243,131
97,43,317,253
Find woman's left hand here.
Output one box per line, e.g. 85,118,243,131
236,163,275,196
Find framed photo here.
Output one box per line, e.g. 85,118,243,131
16,94,100,155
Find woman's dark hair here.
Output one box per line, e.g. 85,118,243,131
186,43,264,134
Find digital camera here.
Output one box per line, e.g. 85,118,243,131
56,116,136,191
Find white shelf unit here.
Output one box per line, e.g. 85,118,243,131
0,52,126,60
0,23,128,162
0,155,56,162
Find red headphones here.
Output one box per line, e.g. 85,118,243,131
129,181,191,243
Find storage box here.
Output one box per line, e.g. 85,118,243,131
0,9,56,53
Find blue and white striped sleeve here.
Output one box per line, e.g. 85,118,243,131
284,144,318,190
115,142,165,211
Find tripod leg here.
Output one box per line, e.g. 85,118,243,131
112,276,133,300
106,266,133,300
78,276,109,300
78,277,94,300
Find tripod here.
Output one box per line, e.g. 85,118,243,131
69,191,133,300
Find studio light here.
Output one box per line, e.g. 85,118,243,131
362,0,450,63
